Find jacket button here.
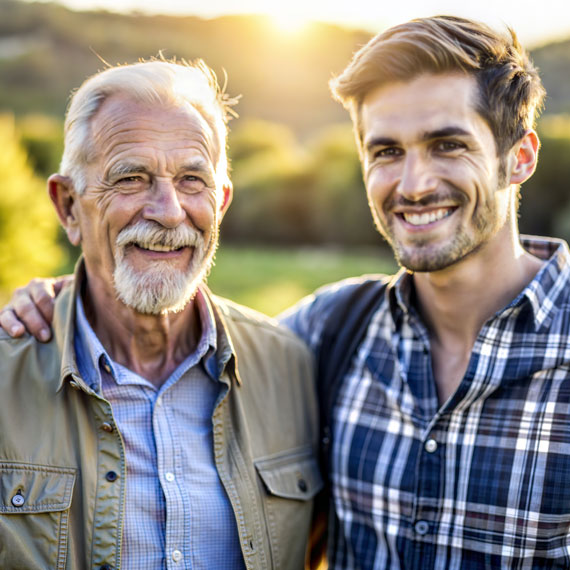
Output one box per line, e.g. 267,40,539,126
11,493,25,507
105,471,118,482
297,478,308,492
101,422,114,433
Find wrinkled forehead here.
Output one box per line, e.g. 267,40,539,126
89,95,220,167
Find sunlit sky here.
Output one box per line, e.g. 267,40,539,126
27,0,570,47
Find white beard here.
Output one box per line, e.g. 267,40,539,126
112,220,218,315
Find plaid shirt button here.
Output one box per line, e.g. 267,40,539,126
424,438,438,453
414,520,429,535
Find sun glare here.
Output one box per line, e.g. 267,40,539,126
269,12,308,34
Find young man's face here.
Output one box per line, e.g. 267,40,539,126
361,73,512,273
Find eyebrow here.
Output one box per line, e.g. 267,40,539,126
365,126,472,153
107,163,147,180
420,126,471,141
365,137,399,152
180,159,211,175
107,159,213,180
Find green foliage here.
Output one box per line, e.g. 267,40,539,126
0,114,65,302
519,118,570,240
208,245,397,315
224,119,379,246
17,114,63,176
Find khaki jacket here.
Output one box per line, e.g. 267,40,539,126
0,271,321,570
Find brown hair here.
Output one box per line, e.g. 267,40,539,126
331,15,545,156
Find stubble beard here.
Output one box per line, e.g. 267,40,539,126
372,188,505,273
112,220,219,315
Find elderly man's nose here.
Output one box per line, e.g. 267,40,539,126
144,181,186,228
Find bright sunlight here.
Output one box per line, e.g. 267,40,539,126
268,10,309,34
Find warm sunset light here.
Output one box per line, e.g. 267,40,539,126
269,11,309,34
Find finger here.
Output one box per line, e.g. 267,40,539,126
52,274,74,296
11,288,53,342
27,278,59,324
0,308,26,338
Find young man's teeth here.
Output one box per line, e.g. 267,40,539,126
403,208,450,226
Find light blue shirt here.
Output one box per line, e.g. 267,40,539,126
74,291,245,570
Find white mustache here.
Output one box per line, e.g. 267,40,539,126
115,221,201,250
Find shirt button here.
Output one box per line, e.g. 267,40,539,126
11,493,25,507
172,550,183,562
103,362,112,374
165,472,175,482
156,397,163,407
297,478,308,492
105,471,118,482
425,438,438,453
415,520,430,535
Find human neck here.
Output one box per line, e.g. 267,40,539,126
82,280,201,388
414,230,542,347
412,226,543,403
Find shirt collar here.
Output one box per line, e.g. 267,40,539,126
387,235,570,332
73,285,223,393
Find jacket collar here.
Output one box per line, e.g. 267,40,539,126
54,258,242,392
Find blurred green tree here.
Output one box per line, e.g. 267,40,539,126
0,114,65,302
519,116,570,240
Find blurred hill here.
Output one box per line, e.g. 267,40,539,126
2,0,569,129
1,0,570,280
0,0,373,136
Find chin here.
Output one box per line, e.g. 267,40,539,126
113,260,210,315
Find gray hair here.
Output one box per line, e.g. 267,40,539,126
60,58,238,192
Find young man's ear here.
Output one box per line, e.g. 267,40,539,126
48,174,82,246
509,130,539,185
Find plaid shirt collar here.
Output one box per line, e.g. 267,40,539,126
388,235,570,333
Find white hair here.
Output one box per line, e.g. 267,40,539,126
60,59,237,193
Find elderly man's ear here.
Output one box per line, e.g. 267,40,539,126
219,181,233,220
48,174,82,246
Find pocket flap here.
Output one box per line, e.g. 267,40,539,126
254,447,323,501
0,463,76,514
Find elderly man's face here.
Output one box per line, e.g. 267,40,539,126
65,95,229,314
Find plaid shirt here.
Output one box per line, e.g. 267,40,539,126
281,236,570,570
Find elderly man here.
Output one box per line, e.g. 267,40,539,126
0,60,320,569
6,15,570,570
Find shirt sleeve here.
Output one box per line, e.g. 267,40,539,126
278,277,380,357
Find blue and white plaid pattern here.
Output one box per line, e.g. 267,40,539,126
75,290,244,570
282,236,570,569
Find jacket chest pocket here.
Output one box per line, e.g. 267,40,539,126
0,463,76,570
255,447,323,569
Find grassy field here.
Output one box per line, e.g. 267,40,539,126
207,245,397,316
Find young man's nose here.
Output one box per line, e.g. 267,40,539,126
396,154,438,202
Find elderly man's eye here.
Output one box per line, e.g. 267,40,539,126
180,175,208,192
117,176,143,184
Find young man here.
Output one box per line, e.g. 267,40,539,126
4,16,570,570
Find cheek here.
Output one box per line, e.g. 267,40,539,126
185,193,219,230
365,171,391,208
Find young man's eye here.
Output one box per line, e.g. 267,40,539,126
374,147,402,159
436,141,465,152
